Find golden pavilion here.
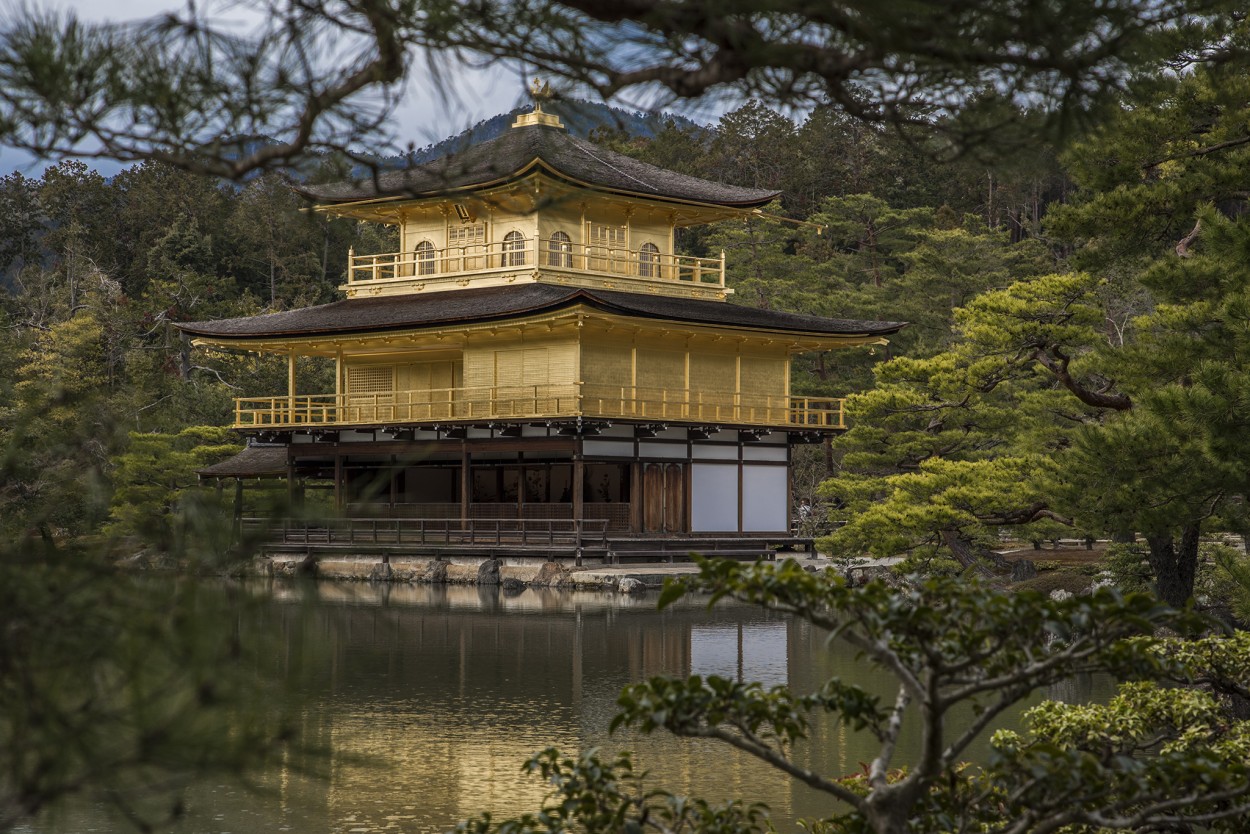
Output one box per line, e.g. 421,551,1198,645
182,97,903,562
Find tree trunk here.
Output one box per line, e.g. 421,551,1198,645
939,529,1009,576
1145,524,1200,608
177,332,193,380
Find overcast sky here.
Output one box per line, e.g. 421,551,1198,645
0,0,542,176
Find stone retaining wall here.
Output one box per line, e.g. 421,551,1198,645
263,554,627,590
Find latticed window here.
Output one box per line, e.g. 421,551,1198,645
447,223,486,247
347,366,395,395
588,223,626,271
448,222,486,270
415,240,436,275
345,365,394,423
588,223,626,249
547,231,572,268
639,242,660,278
502,230,527,267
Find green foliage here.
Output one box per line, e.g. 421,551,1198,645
454,748,767,834
0,539,309,830
475,559,1250,834
105,426,242,542
1104,543,1155,597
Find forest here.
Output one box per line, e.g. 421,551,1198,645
5,2,1250,832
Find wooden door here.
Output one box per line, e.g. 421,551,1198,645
642,462,686,535
643,463,665,533
663,463,685,534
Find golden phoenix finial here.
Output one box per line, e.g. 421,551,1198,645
530,77,553,106
512,78,564,129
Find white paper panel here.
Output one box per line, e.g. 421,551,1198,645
638,441,687,458
691,463,739,531
743,445,788,461
582,439,635,457
692,444,738,460
741,465,788,532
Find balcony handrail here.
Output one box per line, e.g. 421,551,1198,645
233,383,845,430
346,237,725,287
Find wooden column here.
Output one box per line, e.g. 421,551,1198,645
335,348,344,420
287,350,297,423
786,443,794,537
460,447,471,524
333,454,343,511
630,459,642,533
572,452,585,525
389,454,398,510
232,478,243,543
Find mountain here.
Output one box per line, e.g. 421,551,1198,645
378,99,704,169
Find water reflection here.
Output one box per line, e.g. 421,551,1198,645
31,580,1113,834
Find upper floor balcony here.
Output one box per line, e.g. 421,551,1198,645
232,384,845,432
343,236,728,300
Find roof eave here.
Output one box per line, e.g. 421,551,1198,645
305,158,779,214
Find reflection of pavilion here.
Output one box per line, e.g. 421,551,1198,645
257,584,809,831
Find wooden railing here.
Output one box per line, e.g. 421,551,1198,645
344,503,629,531
234,384,846,430
347,238,725,288
250,517,609,549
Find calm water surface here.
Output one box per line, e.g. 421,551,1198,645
33,579,1108,834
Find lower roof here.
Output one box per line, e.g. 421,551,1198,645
178,285,905,342
197,445,289,479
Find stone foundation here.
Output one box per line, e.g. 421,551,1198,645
264,554,610,589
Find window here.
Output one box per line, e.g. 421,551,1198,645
638,242,660,278
447,222,486,270
588,223,626,272
547,231,572,268
346,365,395,422
415,240,436,275
502,230,527,267
447,222,486,247
347,366,394,395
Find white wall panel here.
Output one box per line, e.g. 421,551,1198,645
743,445,788,462
741,465,788,532
691,463,739,531
583,439,635,457
638,441,686,459
692,444,738,460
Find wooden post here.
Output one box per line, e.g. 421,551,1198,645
287,351,297,424
335,349,344,422
786,443,794,539
630,459,642,534
460,448,471,525
572,452,585,525
334,454,343,512
389,454,398,511
232,478,243,543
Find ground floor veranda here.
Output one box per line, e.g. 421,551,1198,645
205,420,823,562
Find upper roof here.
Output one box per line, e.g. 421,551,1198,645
301,123,780,208
178,284,905,341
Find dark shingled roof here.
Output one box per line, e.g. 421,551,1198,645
197,445,289,479
178,284,905,341
302,123,779,207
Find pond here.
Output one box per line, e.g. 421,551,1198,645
30,579,1108,834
